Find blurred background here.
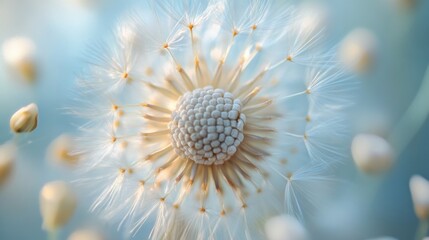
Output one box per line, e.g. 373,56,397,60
0,0,428,239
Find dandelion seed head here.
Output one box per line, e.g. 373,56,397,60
72,0,355,238
169,86,245,165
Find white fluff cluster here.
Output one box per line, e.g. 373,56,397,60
72,0,355,239
170,86,245,165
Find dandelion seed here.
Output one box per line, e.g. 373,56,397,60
410,175,429,220
351,134,394,174
68,229,105,240
2,37,37,82
10,103,39,133
0,142,17,185
265,215,308,240
339,28,377,74
73,0,354,238
40,181,77,231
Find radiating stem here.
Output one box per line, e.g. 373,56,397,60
389,65,429,155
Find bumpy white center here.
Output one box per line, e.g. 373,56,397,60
169,86,246,165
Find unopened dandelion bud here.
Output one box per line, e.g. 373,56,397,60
351,134,394,174
10,103,38,133
0,142,17,185
265,215,308,240
47,134,80,166
40,181,77,231
2,37,37,82
68,229,105,240
410,175,429,220
339,28,377,73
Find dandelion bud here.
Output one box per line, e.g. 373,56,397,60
68,229,105,240
2,37,37,82
0,142,17,185
47,134,80,166
351,134,394,174
40,181,77,231
265,215,308,240
10,103,38,133
339,28,377,74
410,175,429,220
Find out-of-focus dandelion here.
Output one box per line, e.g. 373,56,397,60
40,181,77,234
47,134,80,166
2,37,37,83
339,28,377,74
10,103,39,133
0,142,17,186
265,214,308,240
351,134,394,174
72,0,355,238
410,175,429,220
410,175,429,240
296,3,329,34
68,229,105,240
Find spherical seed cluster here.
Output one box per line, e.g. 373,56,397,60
169,86,246,165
